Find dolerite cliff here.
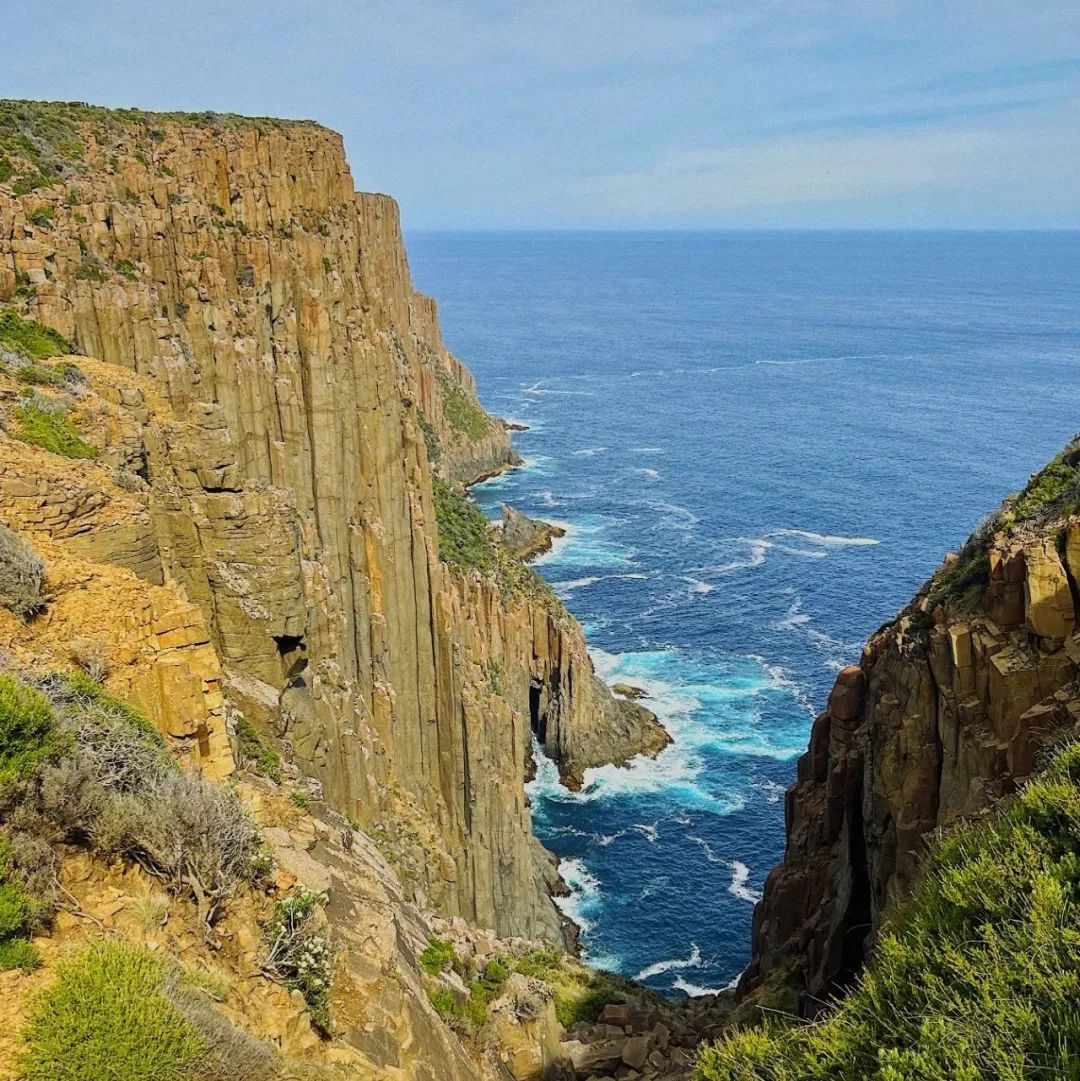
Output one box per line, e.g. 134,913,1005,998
743,436,1080,1013
0,100,665,947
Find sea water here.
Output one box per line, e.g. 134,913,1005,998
407,230,1080,995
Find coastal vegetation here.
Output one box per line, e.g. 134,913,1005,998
696,730,1080,1080
436,367,491,441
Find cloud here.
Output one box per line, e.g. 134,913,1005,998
571,99,1080,225
7,1,1080,227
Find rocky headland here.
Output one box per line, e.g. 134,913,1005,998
0,99,680,1081
739,436,1080,1016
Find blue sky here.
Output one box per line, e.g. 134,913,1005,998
6,2,1080,228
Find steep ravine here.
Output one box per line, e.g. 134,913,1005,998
0,100,666,947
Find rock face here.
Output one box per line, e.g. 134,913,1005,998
498,504,566,561
0,102,665,944
743,445,1080,1012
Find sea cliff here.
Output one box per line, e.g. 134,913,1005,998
742,436,1080,1013
0,100,682,1081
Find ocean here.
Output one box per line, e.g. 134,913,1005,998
407,230,1080,996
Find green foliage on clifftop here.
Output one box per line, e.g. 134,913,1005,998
433,478,497,574
695,731,1080,1081
14,394,97,460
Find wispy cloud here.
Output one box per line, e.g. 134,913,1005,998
6,1,1080,227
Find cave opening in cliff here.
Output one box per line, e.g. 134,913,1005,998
274,633,308,683
529,679,546,743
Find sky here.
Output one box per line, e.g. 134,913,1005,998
5,1,1080,229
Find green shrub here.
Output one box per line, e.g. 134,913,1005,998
927,551,989,609
14,394,98,459
18,939,275,1080
15,361,64,387
512,947,626,1027
418,409,440,463
27,206,54,229
0,523,46,618
7,669,264,931
0,308,70,359
1010,454,1080,523
433,479,495,573
75,253,107,282
420,935,457,976
435,367,490,441
0,935,39,972
264,889,333,1033
115,258,139,281
20,942,203,1080
234,716,281,782
694,731,1080,1081
0,674,66,784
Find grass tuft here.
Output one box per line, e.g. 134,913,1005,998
694,729,1080,1081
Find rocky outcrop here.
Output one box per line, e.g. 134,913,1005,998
0,101,656,946
743,441,1080,1012
498,505,566,562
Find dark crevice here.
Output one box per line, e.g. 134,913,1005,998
529,679,545,744
273,633,308,680
839,788,872,988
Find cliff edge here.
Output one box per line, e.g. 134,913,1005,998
0,98,667,948
742,434,1080,1014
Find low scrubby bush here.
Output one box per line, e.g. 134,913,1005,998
264,888,334,1033
435,366,490,441
0,674,68,785
420,935,457,976
14,392,97,459
694,731,1080,1081
3,670,266,933
234,715,281,782
0,524,46,618
433,478,496,574
0,308,70,360
20,941,277,1081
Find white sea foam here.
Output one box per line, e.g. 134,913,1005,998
673,975,737,996
521,378,594,397
639,499,700,536
751,655,815,719
774,596,812,631
631,446,664,454
573,446,608,457
553,572,649,598
633,467,662,480
690,838,763,903
682,576,715,595
700,528,879,577
635,943,702,981
554,858,601,932
533,514,635,570
729,861,763,903
753,778,785,804
767,528,879,548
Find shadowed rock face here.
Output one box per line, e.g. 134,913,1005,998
743,442,1080,1013
0,103,663,943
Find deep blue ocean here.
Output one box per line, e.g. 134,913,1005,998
407,231,1080,996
